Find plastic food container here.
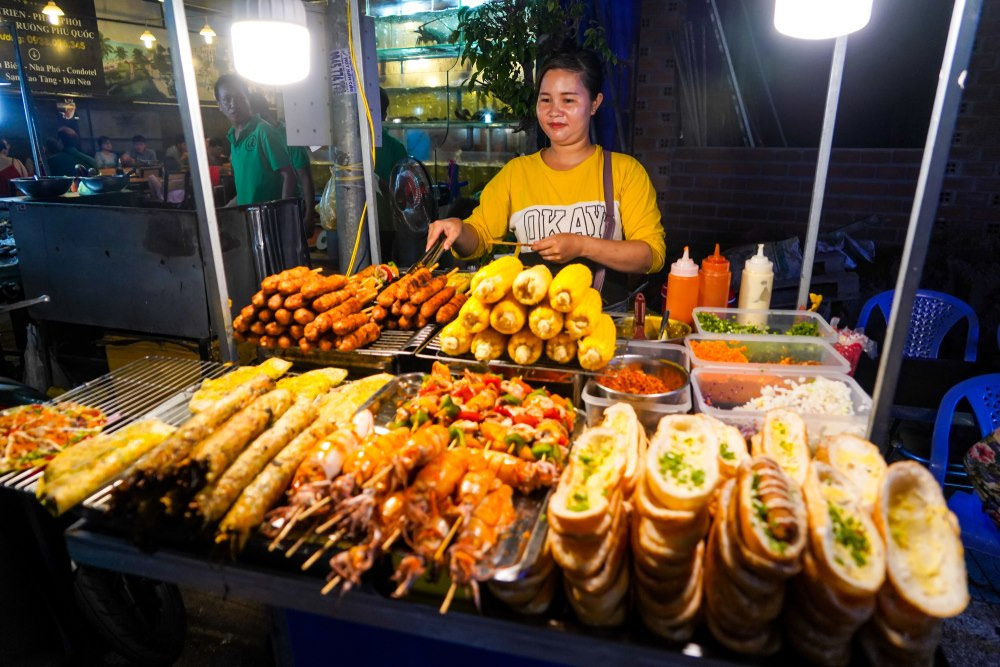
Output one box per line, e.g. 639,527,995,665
594,354,689,405
685,333,850,374
584,342,691,432
692,307,838,341
689,367,872,445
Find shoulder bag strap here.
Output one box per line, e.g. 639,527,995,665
592,147,616,293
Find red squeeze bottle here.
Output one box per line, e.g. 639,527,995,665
699,243,731,308
665,246,700,326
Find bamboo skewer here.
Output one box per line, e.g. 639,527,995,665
491,241,531,247
285,527,313,558
316,510,346,535
268,506,303,551
381,528,402,551
321,575,342,595
439,582,458,615
301,537,337,571
434,516,463,562
363,464,392,489
295,496,331,522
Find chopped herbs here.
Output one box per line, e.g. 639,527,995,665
786,321,820,337
696,312,771,335
658,450,705,487
720,442,735,461
829,503,870,567
568,491,590,512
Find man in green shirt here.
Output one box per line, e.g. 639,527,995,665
46,127,98,176
215,74,296,206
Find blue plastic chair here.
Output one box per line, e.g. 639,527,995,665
856,289,979,362
930,373,1000,557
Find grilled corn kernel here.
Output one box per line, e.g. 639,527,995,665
507,330,543,365
548,264,593,312
528,303,564,340
512,265,553,306
489,293,527,335
471,256,523,304
545,332,578,364
439,319,472,356
458,296,491,334
577,313,616,370
471,328,508,362
564,287,602,338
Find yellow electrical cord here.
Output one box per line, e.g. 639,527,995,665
344,0,377,277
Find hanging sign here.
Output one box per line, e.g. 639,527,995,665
0,0,106,95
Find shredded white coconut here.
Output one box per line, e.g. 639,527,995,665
739,376,856,415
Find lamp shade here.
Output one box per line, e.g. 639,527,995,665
232,0,311,86
42,2,64,25
774,0,873,40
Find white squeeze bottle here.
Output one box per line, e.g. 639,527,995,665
737,244,773,326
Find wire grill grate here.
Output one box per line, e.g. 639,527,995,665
0,356,231,493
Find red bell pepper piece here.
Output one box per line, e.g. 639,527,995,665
513,413,539,428
457,410,483,422
494,405,513,419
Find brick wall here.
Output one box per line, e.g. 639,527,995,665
636,0,1000,262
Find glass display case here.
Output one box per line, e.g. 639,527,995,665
368,0,528,194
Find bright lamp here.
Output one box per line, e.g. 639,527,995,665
139,29,156,49
200,21,217,45
42,2,64,25
232,0,310,86
774,0,873,40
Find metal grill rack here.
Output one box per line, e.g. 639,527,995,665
362,324,438,356
0,356,230,494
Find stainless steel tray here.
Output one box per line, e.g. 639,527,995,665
357,372,581,583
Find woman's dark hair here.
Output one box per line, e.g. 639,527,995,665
97,135,111,146
0,138,9,152
214,73,248,99
537,48,604,100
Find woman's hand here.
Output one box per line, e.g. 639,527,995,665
426,218,465,251
531,234,588,264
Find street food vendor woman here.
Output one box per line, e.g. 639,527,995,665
426,48,665,304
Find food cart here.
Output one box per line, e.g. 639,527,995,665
0,0,988,665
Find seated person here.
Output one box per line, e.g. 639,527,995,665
120,135,158,168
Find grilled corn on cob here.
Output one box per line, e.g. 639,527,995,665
545,332,578,364
563,287,602,338
548,264,593,312
488,293,527,335
471,328,508,362
439,319,472,356
528,303,564,340
507,330,543,365
471,256,523,303
511,265,552,306
457,295,491,334
577,313,616,370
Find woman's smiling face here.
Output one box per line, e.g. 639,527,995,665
536,68,603,147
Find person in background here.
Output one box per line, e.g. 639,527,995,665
46,127,98,175
214,74,295,206
247,92,317,235
376,87,419,266
93,136,118,169
163,134,188,172
0,138,29,197
206,137,228,166
120,135,158,168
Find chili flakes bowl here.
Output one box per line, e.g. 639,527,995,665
595,354,690,405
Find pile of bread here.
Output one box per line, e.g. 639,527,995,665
494,405,969,665
545,404,643,625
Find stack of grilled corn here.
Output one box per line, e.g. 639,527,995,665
438,257,615,370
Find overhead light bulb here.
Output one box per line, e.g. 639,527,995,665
232,0,310,86
140,29,156,49
774,0,873,40
200,21,217,45
42,2,64,26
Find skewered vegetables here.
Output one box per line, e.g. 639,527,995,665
564,288,602,338
512,265,553,306
489,293,528,335
549,264,593,312
577,313,616,370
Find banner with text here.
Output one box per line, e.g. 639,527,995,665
0,0,105,95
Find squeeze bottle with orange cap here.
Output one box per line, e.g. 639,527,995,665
665,246,700,325
699,243,730,308
737,244,774,326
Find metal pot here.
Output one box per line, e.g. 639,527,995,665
80,174,130,193
594,354,690,405
10,177,73,198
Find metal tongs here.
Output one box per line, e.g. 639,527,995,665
412,234,446,273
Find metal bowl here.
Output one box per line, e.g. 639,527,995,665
615,315,691,343
80,174,130,193
595,354,690,405
10,177,73,198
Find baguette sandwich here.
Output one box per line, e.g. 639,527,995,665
548,426,627,535
874,461,969,619
753,409,810,486
645,415,720,511
737,456,807,565
815,433,886,515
